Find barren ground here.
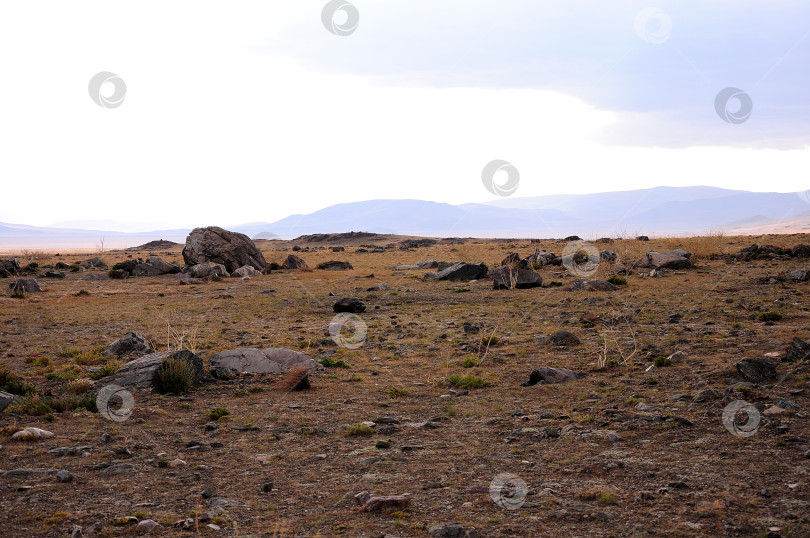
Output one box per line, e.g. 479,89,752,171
1,233,809,537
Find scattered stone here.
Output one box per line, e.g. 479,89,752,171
789,270,809,282
71,525,83,538
735,357,778,383
634,250,692,270
281,254,309,270
209,347,317,378
394,260,438,270
605,431,622,442
333,297,366,313
262,481,274,493
667,351,687,363
692,389,722,403
101,463,136,475
49,446,93,456
11,427,54,440
425,262,488,282
784,337,810,362
188,262,229,279
135,520,163,531
8,278,42,294
102,331,152,358
572,279,617,292
55,470,73,482
232,265,261,278
376,440,391,449
428,524,481,538
775,399,800,410
366,283,389,291
0,258,21,277
361,493,411,512
182,226,267,273
491,266,543,289
600,250,618,262
523,367,586,386
548,331,581,346
318,260,353,270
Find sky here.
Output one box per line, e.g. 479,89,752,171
0,1,808,231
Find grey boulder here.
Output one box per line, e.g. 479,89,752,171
523,367,586,386
735,357,778,383
188,262,229,279
209,348,317,379
491,266,543,289
0,391,22,412
94,350,205,391
182,226,267,273
425,262,488,282
103,332,152,358
9,278,42,294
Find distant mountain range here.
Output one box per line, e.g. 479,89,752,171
2,186,809,249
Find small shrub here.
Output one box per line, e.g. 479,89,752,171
385,386,409,399
74,289,90,297
6,394,54,416
65,379,94,394
268,262,280,271
607,275,627,286
247,385,264,393
88,360,123,380
0,366,36,396
645,376,659,385
598,492,617,505
155,358,195,394
207,407,231,420
758,311,782,322
653,356,672,367
279,365,310,391
68,265,81,272
461,356,478,368
319,357,349,368
107,269,125,279
447,374,487,389
480,335,499,347
346,423,373,436
211,274,223,282
45,368,82,381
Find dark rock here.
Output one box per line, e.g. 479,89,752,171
261,481,273,493
637,235,650,241
425,262,488,282
209,348,317,378
785,337,810,362
735,357,778,383
280,254,309,270
9,278,42,294
0,258,21,277
634,250,692,270
333,297,366,313
318,260,353,270
775,399,800,411
366,283,388,292
523,367,586,386
789,270,809,282
94,350,205,391
792,244,810,258
2,468,59,477
56,470,74,483
103,332,152,358
548,331,581,346
0,391,22,412
492,266,543,289
44,270,66,278
501,252,521,266
131,255,181,276
692,389,722,403
572,279,617,292
600,250,618,262
428,524,481,538
376,440,391,449
564,235,581,241
182,226,267,273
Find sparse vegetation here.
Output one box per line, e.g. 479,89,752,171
385,386,409,399
346,423,373,436
207,406,231,420
155,357,195,394
447,374,487,389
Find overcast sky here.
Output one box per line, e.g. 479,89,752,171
0,1,808,230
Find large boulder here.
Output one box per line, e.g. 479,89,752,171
94,350,205,391
491,267,542,289
634,250,692,270
182,226,267,274
0,258,20,277
9,278,42,294
281,254,309,270
131,256,181,277
103,332,152,358
425,262,488,282
188,262,229,279
209,348,317,379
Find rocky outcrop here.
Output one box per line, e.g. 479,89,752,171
491,266,543,289
522,367,586,386
0,258,20,277
94,350,205,391
281,254,309,270
131,256,181,276
9,278,42,294
209,348,317,379
182,226,267,273
333,297,366,313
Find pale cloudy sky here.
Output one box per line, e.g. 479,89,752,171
0,1,807,230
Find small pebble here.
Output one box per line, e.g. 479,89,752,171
262,481,273,493
376,440,391,449
56,470,73,483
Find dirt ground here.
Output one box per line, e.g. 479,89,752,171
0,233,809,537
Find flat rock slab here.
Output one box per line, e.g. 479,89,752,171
634,250,692,270
523,367,586,386
425,262,488,282
94,349,205,391
394,260,438,270
11,428,54,440
491,267,543,289
572,279,617,292
209,348,317,379
318,260,353,270
2,468,59,478
361,494,411,512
